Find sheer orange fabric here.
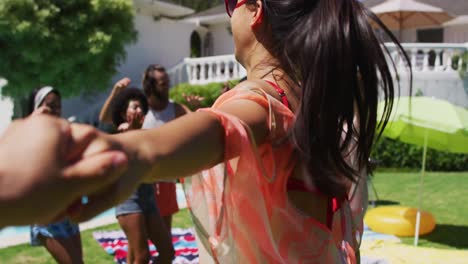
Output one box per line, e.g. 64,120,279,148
182,87,365,263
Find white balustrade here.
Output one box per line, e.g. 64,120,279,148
384,43,468,74
169,43,468,86
188,55,243,85
168,54,246,86
167,60,188,86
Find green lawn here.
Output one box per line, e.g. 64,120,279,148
0,172,466,263
370,171,468,250
0,209,192,264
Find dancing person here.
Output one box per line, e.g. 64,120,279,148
27,87,84,264
17,0,408,263
140,65,185,235
100,66,186,238
110,88,174,264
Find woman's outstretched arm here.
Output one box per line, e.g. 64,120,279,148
115,94,270,182
0,115,128,227
71,83,274,221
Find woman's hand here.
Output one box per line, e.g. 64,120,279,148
117,122,131,132
127,108,145,130
64,123,152,222
32,105,52,116
182,93,205,110
0,115,129,227
113,77,131,93
118,110,145,133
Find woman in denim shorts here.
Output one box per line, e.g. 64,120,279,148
28,87,83,263
110,87,174,264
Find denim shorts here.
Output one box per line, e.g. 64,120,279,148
30,219,80,246
115,183,159,217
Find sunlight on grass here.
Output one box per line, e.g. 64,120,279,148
0,209,192,264
0,172,466,263
371,172,468,249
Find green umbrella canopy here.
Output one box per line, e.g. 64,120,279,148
378,96,468,154
377,96,468,246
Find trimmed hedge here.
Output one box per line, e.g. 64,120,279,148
169,80,239,111
171,82,467,171
372,137,468,171
452,51,468,79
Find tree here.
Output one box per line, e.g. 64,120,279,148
0,0,137,117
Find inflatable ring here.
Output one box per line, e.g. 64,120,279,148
364,206,436,237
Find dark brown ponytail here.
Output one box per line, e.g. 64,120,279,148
261,0,410,197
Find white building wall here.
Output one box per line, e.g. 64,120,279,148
113,14,197,84
62,14,197,119
209,23,235,56
376,28,417,43
444,26,468,43
396,27,468,43
395,72,468,108
60,16,468,119
0,79,13,135
400,29,418,43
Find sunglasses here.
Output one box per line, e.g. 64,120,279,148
225,0,247,17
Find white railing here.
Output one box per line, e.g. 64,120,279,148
169,43,468,86
169,54,246,86
384,43,468,73
167,60,189,86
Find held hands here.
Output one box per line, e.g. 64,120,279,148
32,106,52,116
64,123,151,222
0,116,128,227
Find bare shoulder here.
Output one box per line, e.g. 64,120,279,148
232,79,282,102
218,80,272,114
232,79,269,91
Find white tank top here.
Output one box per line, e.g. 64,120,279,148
142,101,176,129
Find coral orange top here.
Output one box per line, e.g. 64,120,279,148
182,87,366,263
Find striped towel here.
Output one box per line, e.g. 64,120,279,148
93,228,199,264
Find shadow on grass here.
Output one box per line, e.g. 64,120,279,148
422,224,468,249
368,200,401,207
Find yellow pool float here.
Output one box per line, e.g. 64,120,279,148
364,206,436,237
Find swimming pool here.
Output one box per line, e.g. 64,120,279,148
0,184,187,248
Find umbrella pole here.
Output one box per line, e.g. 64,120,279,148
399,11,402,42
414,131,429,247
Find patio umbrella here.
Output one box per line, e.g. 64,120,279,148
377,96,468,246
370,0,453,41
443,15,468,27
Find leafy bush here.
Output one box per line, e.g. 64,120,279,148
171,81,468,172
452,52,468,79
0,0,137,98
169,80,239,111
372,137,468,171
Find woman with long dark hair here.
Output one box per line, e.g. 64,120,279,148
70,0,409,262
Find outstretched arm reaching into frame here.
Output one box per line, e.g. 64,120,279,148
0,115,128,227
69,81,278,222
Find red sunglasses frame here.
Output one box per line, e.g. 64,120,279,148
225,0,248,17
